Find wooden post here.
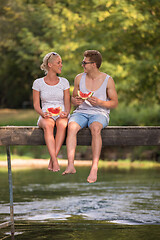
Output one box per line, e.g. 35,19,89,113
6,146,15,239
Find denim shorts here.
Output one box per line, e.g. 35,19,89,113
69,112,109,128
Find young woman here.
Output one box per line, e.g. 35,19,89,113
32,52,70,172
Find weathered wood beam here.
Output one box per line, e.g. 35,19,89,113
0,126,160,146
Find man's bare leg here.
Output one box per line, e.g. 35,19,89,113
62,122,81,175
87,122,103,183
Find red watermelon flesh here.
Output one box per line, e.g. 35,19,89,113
46,107,62,116
78,90,93,100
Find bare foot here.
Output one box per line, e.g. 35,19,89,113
62,165,76,175
48,159,53,171
87,168,98,183
52,161,60,172
48,159,60,172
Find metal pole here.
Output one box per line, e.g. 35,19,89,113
6,146,15,239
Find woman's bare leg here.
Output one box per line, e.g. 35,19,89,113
38,118,60,172
55,117,68,156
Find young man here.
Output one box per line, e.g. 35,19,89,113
63,50,118,183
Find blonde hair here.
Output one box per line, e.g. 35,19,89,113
40,52,60,74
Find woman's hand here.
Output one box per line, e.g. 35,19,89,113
60,111,69,118
42,112,52,118
42,111,69,119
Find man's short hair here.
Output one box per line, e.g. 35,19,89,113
84,50,102,69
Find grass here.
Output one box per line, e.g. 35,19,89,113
99,159,160,169
0,145,50,159
1,104,160,127
0,108,38,126
0,153,33,161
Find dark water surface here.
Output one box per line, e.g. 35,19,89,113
0,166,160,239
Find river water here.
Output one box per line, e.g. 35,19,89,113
0,165,160,239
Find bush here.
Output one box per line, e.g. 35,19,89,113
110,104,160,126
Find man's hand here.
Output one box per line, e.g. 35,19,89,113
72,96,84,106
87,96,100,106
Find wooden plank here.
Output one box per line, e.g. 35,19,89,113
0,126,160,146
77,126,160,146
102,126,160,146
0,126,45,146
0,221,11,229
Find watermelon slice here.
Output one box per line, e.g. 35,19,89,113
46,107,62,116
78,90,93,100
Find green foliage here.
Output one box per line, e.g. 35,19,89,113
0,104,160,127
0,0,160,107
110,103,160,126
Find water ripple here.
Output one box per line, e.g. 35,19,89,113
1,181,160,225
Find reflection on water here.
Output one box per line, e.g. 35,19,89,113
0,166,160,239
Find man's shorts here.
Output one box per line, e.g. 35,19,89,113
69,112,109,129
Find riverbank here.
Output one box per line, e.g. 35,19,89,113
0,158,160,170
0,159,92,169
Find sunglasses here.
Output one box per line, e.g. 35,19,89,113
47,52,58,63
81,61,95,65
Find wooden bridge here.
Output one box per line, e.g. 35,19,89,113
0,125,160,238
1,126,160,146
